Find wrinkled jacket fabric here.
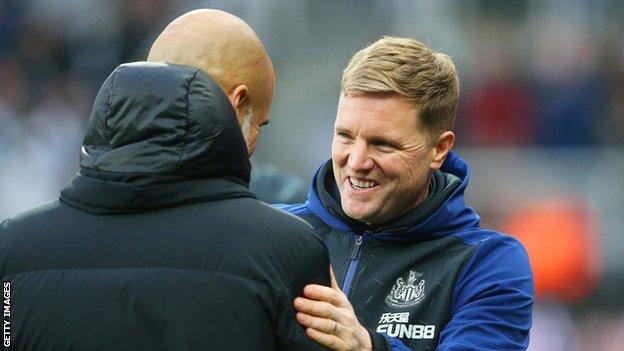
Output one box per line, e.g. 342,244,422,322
279,152,534,351
0,62,330,351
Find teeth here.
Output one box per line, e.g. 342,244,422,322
350,177,377,189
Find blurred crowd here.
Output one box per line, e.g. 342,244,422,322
1,1,623,350
0,0,174,217
456,2,624,147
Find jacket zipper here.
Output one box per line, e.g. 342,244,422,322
341,231,369,296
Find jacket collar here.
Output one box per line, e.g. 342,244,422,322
61,176,254,214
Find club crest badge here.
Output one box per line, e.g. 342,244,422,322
385,270,426,308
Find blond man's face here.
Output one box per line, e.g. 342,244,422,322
332,94,437,224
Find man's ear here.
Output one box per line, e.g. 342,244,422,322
227,85,248,125
430,131,455,170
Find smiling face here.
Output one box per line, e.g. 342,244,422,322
332,93,443,225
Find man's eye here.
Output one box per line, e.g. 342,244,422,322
337,132,352,139
373,140,395,149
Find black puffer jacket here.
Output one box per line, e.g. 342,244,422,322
0,62,329,351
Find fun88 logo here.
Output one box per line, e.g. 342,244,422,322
376,324,436,340
376,312,435,340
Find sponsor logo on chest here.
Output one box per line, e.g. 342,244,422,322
376,312,436,340
377,270,437,340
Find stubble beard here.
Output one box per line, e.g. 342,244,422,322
241,106,254,149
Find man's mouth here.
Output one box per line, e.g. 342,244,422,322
348,177,379,190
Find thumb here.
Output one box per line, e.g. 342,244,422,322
329,265,340,290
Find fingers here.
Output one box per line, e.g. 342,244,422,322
302,284,347,307
296,312,338,334
305,327,345,350
294,297,372,351
294,296,335,319
330,265,339,290
293,266,366,351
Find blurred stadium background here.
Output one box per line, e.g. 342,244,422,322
1,0,623,349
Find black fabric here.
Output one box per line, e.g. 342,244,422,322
368,327,392,351
61,175,254,214
338,234,476,350
316,160,461,233
0,62,330,350
80,61,251,187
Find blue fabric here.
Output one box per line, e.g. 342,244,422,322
439,231,534,350
388,337,411,351
278,152,534,350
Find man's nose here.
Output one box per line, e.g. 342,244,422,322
347,140,374,172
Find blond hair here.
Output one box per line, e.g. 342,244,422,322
341,36,460,139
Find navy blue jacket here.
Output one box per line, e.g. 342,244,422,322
279,152,534,350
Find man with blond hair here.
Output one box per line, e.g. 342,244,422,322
0,10,329,350
281,37,534,350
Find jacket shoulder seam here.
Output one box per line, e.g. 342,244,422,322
450,228,500,246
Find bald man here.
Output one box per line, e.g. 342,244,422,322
148,9,275,155
0,9,330,350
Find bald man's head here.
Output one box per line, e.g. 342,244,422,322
147,9,275,154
